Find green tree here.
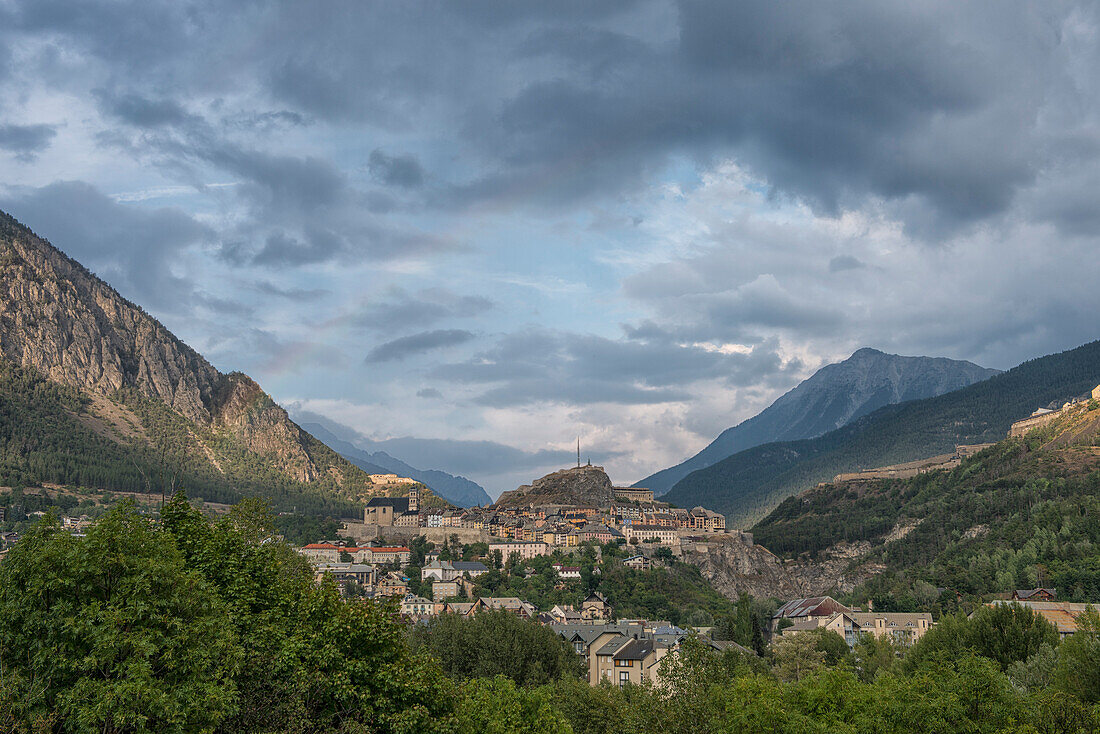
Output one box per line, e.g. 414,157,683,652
770,632,826,682
968,603,1059,671
0,504,240,733
408,610,584,686
160,492,454,733
454,677,571,734
1054,606,1100,703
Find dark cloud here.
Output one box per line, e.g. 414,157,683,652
368,149,425,188
0,123,57,161
248,279,329,300
366,329,476,363
829,255,864,272
94,90,192,128
430,328,798,407
351,287,494,331
416,387,443,399
0,181,210,310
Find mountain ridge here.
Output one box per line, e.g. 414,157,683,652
0,208,402,512
301,421,492,507
638,347,1000,495
663,339,1100,528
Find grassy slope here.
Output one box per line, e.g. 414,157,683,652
666,339,1100,527
752,400,1100,602
0,358,365,517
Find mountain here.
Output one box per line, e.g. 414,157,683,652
750,394,1100,603
663,339,1100,528
0,209,406,516
301,422,492,507
639,348,1000,495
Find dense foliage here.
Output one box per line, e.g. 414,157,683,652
753,405,1100,606
408,611,584,686
468,542,736,625
0,358,364,517
3,499,1100,732
669,338,1100,527
0,497,454,734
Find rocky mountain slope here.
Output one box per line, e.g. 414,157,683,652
493,465,614,508
747,394,1100,604
302,422,492,507
640,348,999,495
0,209,400,513
664,339,1100,528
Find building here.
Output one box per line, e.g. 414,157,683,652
313,562,376,588
362,546,412,565
771,596,852,634
422,559,489,582
376,571,409,597
1013,588,1057,601
688,507,726,533
369,473,419,487
622,554,651,570
552,564,582,580
591,636,671,687
775,599,933,646
298,543,343,563
621,524,677,546
581,591,612,622
432,577,476,601
400,594,435,617
612,487,655,503
489,540,549,560
470,597,537,619
364,487,420,526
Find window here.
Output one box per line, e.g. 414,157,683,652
574,642,584,653
619,671,630,687
614,659,633,667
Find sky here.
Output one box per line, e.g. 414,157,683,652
1,1,1099,497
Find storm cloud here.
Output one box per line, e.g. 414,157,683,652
1,1,1098,491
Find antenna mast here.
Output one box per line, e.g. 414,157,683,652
577,437,581,468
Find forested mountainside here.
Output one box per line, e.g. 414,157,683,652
640,348,999,496
0,209,410,514
303,422,492,507
752,396,1100,604
665,339,1100,528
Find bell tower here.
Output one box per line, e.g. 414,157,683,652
408,486,420,513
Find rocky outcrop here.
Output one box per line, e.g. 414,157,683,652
684,534,884,600
494,465,615,508
0,210,368,494
0,212,221,423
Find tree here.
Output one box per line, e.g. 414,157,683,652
770,632,826,682
454,677,571,734
160,492,455,733
0,504,240,733
853,632,902,682
408,610,584,686
1054,606,1100,703
968,603,1059,671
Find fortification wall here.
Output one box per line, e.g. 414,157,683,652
1009,411,1061,437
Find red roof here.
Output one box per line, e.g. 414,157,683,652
302,543,341,550
370,547,411,553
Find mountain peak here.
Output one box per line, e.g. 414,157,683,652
0,208,382,506
637,347,1000,496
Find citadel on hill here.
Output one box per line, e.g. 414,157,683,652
346,464,728,554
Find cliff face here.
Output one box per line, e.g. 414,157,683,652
683,534,885,601
494,465,615,508
0,209,371,498
0,214,221,423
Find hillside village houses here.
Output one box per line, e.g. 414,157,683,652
772,596,934,646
